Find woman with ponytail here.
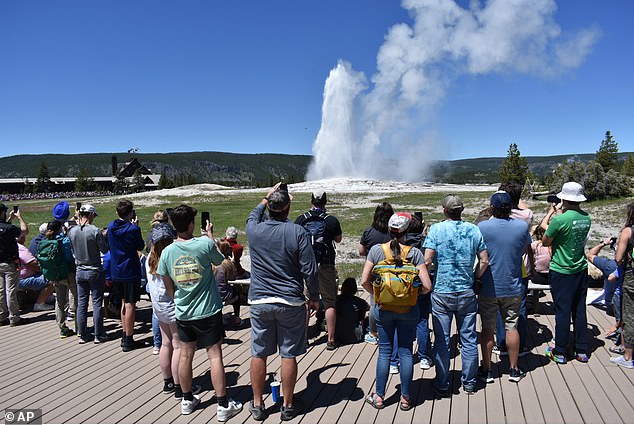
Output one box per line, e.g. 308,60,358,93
361,213,432,411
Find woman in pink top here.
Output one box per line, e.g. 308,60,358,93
531,226,551,284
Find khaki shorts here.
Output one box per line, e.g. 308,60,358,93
479,295,521,331
319,264,338,309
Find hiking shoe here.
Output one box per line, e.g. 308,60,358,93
217,399,243,422
326,340,338,351
479,367,494,384
364,333,378,345
493,345,508,356
508,368,526,383
420,357,433,370
174,384,202,399
545,346,567,364
575,352,590,363
610,355,634,369
389,364,399,374
181,395,200,415
59,327,76,339
280,399,304,421
10,317,29,326
33,303,55,311
248,401,268,421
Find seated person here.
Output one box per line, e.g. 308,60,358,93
530,226,551,285
28,223,48,257
18,235,55,311
224,226,250,279
215,240,241,327
334,277,370,345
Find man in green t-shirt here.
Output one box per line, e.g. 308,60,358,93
158,205,242,420
540,182,592,364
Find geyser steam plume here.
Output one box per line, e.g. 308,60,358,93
307,0,599,181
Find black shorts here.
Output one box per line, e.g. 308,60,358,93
113,280,142,303
177,311,224,347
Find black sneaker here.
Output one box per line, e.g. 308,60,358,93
508,368,526,383
248,401,268,421
0,318,10,326
280,399,304,421
163,382,175,394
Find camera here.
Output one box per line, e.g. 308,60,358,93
546,194,560,204
609,237,617,249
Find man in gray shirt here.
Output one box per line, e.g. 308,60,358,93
68,204,109,343
246,184,319,421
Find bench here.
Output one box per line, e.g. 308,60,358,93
527,280,550,315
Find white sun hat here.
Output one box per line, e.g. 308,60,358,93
556,182,587,202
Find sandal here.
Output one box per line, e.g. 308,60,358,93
609,345,625,355
365,393,384,409
399,396,412,411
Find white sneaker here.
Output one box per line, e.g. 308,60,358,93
152,346,160,355
217,398,243,422
389,364,399,374
610,355,634,369
420,358,433,370
181,395,200,415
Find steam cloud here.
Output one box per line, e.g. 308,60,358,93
307,0,599,181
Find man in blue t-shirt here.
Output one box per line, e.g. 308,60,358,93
478,191,533,384
423,195,488,396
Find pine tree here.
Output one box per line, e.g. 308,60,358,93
34,161,52,193
595,130,619,171
621,153,634,177
74,168,94,192
131,170,146,193
498,143,533,184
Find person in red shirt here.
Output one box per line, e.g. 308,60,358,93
224,226,250,279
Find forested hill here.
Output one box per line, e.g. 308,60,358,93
0,151,631,186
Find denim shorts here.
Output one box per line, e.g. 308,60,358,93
250,303,307,358
19,274,48,291
479,295,521,330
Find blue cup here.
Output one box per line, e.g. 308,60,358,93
271,381,281,403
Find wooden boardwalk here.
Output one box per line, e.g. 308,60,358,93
1,292,633,424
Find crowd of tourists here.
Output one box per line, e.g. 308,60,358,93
0,180,633,422
0,190,115,202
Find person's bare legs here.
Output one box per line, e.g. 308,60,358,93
158,321,174,379
170,323,181,385
35,284,55,304
480,327,495,370
325,307,336,343
179,341,196,393
250,357,267,406
206,342,227,398
281,357,298,408
624,347,633,361
123,302,136,337
506,328,520,370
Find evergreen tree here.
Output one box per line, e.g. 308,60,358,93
113,174,128,194
74,168,94,192
498,143,533,184
595,130,619,171
34,161,52,193
621,153,634,177
131,170,146,193
158,171,173,189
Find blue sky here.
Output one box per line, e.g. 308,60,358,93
0,0,632,161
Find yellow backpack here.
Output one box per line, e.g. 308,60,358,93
372,242,420,313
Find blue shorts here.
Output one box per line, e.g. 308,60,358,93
592,256,617,277
19,274,48,291
250,303,307,359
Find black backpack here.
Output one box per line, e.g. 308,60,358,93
300,211,331,264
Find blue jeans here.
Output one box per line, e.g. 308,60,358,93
432,290,479,389
390,294,432,366
496,278,528,348
152,312,162,348
550,270,589,354
374,303,419,398
76,268,105,339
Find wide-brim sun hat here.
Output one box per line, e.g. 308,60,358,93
556,181,587,202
